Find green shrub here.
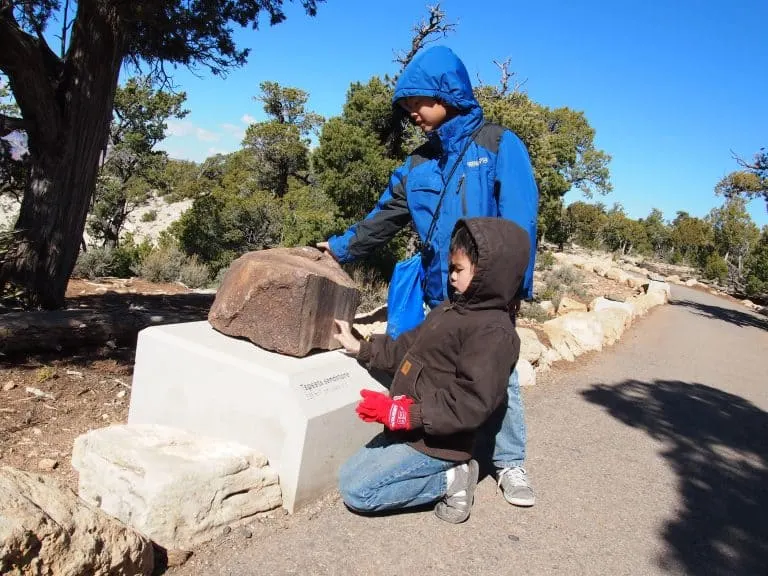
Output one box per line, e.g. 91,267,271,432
139,245,186,283
702,253,728,284
141,209,158,222
535,251,556,271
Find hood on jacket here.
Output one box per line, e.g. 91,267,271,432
451,218,531,311
393,46,479,112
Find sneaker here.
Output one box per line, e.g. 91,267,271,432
497,466,535,507
434,459,479,524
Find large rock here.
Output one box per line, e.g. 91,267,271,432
645,280,671,303
72,425,281,550
556,296,588,316
0,466,153,576
596,308,630,346
589,297,635,326
605,267,629,284
517,327,546,364
209,247,360,357
542,312,604,362
591,261,612,276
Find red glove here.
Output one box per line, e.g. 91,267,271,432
356,389,414,431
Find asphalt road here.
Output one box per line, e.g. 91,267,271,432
172,286,768,576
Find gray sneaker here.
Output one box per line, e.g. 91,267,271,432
434,459,479,524
497,466,535,507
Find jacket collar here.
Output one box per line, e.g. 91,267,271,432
429,107,484,155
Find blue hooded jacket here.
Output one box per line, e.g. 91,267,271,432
328,46,538,307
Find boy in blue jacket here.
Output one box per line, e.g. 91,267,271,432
318,46,538,507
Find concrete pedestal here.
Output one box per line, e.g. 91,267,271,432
128,321,387,512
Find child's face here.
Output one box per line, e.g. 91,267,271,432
449,249,475,294
400,96,448,133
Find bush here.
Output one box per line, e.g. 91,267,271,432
518,301,551,323
141,209,158,222
73,247,115,279
348,264,389,313
178,257,211,288
702,253,728,284
139,245,186,283
535,250,556,271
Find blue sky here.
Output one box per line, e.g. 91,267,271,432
153,0,767,226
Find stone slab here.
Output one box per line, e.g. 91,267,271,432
127,321,387,512
72,425,281,549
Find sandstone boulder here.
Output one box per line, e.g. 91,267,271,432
0,466,153,576
209,247,360,357
72,425,282,550
556,296,588,316
542,312,604,362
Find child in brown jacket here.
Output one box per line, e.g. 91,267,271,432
334,217,530,523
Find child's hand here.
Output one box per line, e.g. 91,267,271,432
333,319,361,354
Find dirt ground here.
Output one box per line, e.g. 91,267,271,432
0,278,212,492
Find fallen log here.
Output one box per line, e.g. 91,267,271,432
0,305,209,356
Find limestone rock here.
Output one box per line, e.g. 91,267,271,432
542,312,604,362
208,247,360,357
684,278,700,287
539,301,556,316
625,276,646,289
645,280,671,303
591,261,612,276
605,268,629,284
0,466,153,576
589,297,635,327
556,296,588,316
517,328,546,364
517,359,536,387
72,425,282,550
666,275,682,284
596,308,630,346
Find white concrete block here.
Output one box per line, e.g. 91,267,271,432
127,321,387,512
72,425,281,549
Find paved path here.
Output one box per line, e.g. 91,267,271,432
173,286,768,576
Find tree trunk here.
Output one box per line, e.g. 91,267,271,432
0,3,124,309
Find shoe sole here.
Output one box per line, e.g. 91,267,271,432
434,459,480,524
503,493,535,507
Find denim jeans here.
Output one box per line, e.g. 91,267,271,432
482,367,527,469
338,433,456,513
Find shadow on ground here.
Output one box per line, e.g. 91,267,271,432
672,298,768,331
582,379,768,575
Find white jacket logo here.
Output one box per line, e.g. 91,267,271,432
466,157,488,168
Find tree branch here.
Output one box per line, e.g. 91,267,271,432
394,4,457,73
0,112,26,136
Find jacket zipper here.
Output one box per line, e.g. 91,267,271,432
456,174,467,215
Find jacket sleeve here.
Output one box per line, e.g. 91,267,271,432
356,324,421,376
410,325,518,435
327,162,412,263
496,130,539,300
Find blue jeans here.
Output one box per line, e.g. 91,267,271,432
339,433,456,512
485,368,527,469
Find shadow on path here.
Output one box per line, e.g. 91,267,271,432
582,379,768,575
672,298,768,331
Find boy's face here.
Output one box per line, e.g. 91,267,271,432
449,249,475,294
400,96,448,133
